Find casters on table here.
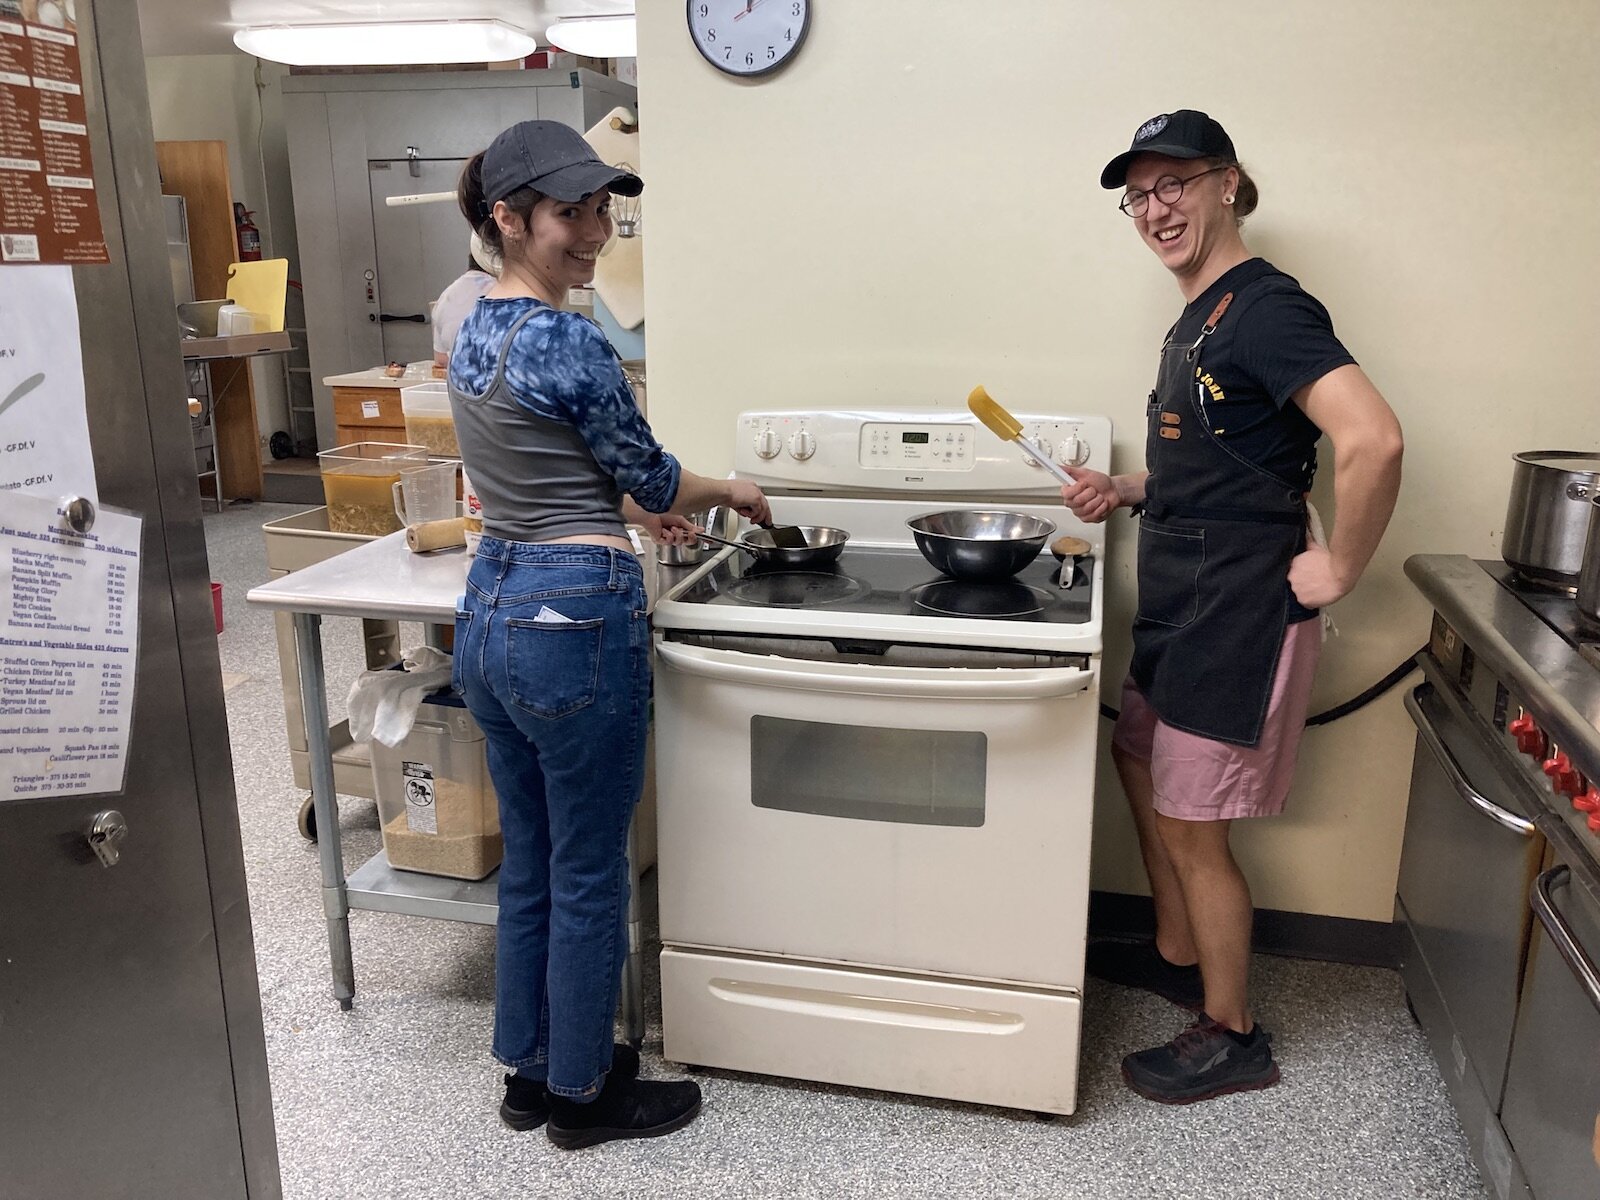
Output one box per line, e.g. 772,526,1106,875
298,794,317,842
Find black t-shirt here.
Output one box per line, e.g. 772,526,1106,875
1161,258,1355,491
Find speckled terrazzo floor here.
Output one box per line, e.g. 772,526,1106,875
208,502,1488,1200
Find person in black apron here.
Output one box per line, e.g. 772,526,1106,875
1064,110,1404,1104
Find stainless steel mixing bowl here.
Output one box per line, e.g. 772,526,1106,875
906,509,1057,581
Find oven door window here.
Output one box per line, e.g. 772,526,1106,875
750,716,986,827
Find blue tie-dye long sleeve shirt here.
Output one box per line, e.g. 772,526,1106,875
449,297,680,515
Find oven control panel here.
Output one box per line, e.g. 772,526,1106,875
734,408,1114,494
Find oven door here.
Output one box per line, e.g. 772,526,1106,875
653,637,1100,989
1501,863,1600,1200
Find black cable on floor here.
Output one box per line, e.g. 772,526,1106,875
1098,646,1427,728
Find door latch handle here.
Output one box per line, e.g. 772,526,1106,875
87,809,128,867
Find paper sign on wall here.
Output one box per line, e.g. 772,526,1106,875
0,490,140,800
0,263,96,501
0,3,109,265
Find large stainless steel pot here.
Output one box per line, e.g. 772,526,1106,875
1502,451,1600,589
1578,496,1600,628
907,509,1057,581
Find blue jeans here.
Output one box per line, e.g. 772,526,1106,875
453,538,650,1098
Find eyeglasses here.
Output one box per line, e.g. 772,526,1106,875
1118,165,1231,218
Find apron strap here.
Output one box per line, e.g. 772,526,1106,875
1185,291,1235,360
1145,500,1303,526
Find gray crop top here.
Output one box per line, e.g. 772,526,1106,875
447,300,680,542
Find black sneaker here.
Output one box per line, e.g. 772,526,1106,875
500,1043,641,1131
1086,939,1205,1011
546,1071,702,1150
1121,1015,1279,1104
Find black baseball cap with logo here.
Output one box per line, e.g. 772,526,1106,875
1100,110,1236,189
482,120,643,205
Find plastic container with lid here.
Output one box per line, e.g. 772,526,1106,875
400,382,460,458
370,688,502,880
317,442,428,537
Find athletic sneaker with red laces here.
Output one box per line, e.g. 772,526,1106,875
1121,1015,1279,1104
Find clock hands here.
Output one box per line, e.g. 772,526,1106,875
732,0,760,20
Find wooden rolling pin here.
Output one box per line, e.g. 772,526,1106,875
405,517,466,553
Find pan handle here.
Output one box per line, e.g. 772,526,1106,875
695,529,749,553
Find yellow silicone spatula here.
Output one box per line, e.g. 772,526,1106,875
967,386,1077,487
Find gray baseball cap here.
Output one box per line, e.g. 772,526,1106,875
482,120,642,204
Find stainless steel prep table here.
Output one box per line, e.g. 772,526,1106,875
247,530,649,1044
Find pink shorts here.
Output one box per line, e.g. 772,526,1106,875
1111,617,1323,822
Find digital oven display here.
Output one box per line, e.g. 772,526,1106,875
901,431,929,444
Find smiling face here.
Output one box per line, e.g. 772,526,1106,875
495,190,613,302
1124,153,1242,291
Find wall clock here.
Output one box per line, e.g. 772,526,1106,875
687,0,810,77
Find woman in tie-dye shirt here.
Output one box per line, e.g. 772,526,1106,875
448,120,770,1150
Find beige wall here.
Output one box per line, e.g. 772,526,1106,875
637,1,1600,922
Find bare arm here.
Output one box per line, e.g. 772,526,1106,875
665,468,772,525
1288,363,1403,607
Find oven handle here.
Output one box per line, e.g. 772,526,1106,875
655,640,1096,700
1531,866,1600,1013
1403,684,1536,838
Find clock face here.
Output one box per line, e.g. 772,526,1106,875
687,0,811,78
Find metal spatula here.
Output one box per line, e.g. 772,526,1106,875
757,518,808,549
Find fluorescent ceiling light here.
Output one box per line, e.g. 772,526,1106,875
234,19,536,67
545,15,637,59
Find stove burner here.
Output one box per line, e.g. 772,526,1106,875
909,578,1051,619
726,570,871,608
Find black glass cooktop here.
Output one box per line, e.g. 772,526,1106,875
672,545,1095,624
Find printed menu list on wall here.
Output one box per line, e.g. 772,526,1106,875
0,490,141,800
0,2,107,264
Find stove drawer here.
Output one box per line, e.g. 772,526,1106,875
660,947,1083,1115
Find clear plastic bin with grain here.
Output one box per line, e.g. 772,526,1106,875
317,442,428,536
400,382,460,458
369,688,502,880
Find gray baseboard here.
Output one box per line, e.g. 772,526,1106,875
1088,889,1400,968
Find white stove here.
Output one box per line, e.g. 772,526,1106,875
652,408,1112,1116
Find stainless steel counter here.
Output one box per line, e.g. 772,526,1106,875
247,530,656,1041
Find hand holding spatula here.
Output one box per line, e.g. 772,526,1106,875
967,385,1077,488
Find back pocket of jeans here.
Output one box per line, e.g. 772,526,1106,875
505,617,604,719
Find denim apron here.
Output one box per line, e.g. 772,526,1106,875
1128,290,1311,747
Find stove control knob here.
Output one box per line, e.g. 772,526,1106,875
1510,713,1544,757
754,429,781,460
788,430,816,461
1023,436,1052,468
1058,435,1091,468
1572,787,1600,814
1543,751,1583,795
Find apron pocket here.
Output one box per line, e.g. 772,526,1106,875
1136,521,1206,629
505,616,604,719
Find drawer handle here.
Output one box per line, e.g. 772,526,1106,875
707,977,1025,1034
1531,866,1600,1013
1404,684,1535,837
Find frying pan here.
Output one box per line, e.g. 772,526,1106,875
697,525,850,570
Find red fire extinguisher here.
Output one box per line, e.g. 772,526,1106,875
233,202,262,262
